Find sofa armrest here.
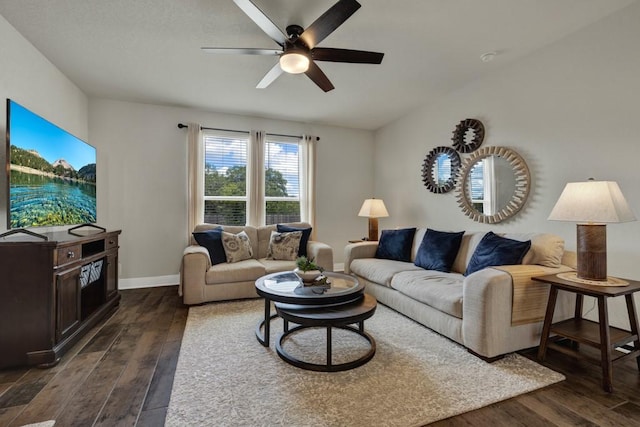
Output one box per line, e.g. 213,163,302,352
180,245,211,304
343,242,378,274
307,241,334,273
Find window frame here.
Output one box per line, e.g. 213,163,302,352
202,130,250,225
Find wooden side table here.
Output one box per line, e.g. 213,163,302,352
533,273,640,393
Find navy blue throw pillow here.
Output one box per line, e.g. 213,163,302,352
414,229,465,273
192,226,227,266
375,228,417,262
464,232,531,276
277,224,312,257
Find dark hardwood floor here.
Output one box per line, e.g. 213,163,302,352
0,286,187,427
1,286,639,426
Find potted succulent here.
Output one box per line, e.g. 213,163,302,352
294,256,324,283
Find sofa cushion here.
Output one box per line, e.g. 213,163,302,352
192,226,226,266
414,229,464,273
375,228,417,262
411,228,427,262
267,230,302,261
277,224,312,257
390,270,464,319
449,232,483,274
205,259,266,284
195,224,259,258
350,258,422,287
222,231,254,263
502,233,565,268
259,258,297,274
465,232,531,276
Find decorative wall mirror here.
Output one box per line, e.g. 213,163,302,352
452,118,484,153
455,146,530,223
422,146,461,193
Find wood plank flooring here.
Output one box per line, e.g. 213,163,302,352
0,286,187,427
1,286,639,426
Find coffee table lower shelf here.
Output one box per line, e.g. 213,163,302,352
274,294,377,372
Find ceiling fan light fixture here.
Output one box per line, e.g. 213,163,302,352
279,51,310,74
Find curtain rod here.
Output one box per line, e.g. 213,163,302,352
177,123,319,141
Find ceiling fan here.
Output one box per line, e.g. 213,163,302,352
202,0,384,92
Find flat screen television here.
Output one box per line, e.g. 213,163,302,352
6,99,97,228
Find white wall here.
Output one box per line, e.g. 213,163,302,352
89,99,374,284
0,14,88,226
374,2,640,328
0,12,374,286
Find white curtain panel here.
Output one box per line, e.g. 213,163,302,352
248,130,265,226
187,123,204,240
300,135,317,240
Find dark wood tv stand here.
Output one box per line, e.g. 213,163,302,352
0,228,121,368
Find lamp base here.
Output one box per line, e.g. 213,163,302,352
576,224,607,281
368,218,379,241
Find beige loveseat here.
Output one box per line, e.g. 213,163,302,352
180,222,333,305
345,229,577,360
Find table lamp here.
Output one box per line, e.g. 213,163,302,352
358,198,389,241
548,180,636,281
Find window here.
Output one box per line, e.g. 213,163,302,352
469,159,485,213
469,157,497,215
265,136,300,224
435,153,452,185
200,131,307,226
203,131,248,225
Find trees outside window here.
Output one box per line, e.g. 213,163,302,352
203,131,301,225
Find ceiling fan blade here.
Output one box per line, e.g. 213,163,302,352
256,62,285,89
233,0,287,47
305,61,335,92
201,47,281,56
299,0,361,49
312,48,383,64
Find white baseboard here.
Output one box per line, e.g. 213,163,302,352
119,274,179,290
119,267,346,290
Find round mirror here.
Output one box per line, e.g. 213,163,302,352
422,146,461,193
455,146,530,223
452,118,484,153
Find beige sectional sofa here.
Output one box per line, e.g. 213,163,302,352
345,228,577,360
181,222,333,305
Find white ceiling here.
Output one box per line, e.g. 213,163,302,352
0,0,635,130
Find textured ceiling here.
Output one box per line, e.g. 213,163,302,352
0,0,635,130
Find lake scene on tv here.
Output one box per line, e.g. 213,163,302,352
8,101,97,228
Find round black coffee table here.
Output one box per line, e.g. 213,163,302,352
254,271,377,371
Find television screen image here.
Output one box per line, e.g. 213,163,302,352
6,99,97,228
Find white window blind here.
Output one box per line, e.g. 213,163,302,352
265,135,301,224
203,130,248,225
436,154,451,185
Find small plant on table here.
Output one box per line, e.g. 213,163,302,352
294,256,324,283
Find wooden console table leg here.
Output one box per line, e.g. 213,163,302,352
597,295,613,393
538,287,559,361
625,294,640,371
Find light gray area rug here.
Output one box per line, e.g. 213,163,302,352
166,299,563,426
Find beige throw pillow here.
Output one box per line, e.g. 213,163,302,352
267,230,302,261
504,233,565,268
221,230,253,263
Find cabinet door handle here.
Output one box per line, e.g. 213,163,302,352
67,251,75,259
109,240,115,245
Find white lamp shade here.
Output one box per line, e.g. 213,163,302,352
279,52,310,74
548,181,636,223
358,199,389,218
